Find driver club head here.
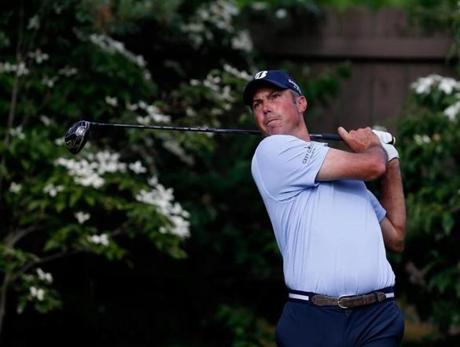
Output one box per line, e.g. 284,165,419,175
64,120,91,154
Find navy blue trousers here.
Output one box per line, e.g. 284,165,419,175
276,297,404,347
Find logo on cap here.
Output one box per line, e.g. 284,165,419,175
288,79,301,94
254,71,268,79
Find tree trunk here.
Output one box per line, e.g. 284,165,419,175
0,272,11,341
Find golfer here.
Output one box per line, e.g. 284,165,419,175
244,70,406,346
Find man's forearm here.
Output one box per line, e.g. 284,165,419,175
381,160,406,246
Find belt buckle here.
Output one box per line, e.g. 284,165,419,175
337,295,351,309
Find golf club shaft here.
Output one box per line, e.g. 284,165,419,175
88,121,342,142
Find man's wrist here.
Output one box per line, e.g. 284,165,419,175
366,144,388,166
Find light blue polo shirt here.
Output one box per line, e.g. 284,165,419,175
251,135,395,296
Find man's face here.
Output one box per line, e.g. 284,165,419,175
251,86,307,137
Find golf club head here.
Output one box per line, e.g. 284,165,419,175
64,120,91,154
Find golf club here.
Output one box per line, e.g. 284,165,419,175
64,120,395,154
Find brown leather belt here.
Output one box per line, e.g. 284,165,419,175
288,291,395,309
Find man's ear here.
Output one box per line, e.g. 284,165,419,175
296,96,308,113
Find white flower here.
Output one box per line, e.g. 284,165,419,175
88,233,110,246
182,0,239,46
0,62,30,76
42,76,57,88
136,114,170,125
146,105,159,115
129,161,147,174
105,96,118,107
414,134,431,145
43,183,64,197
9,126,26,139
275,8,288,18
136,182,191,238
9,182,22,193
77,174,104,188
169,215,190,238
444,101,460,121
28,49,49,64
54,4,63,14
40,115,51,126
185,107,197,117
27,15,40,30
231,30,253,52
251,2,269,11
211,107,223,116
135,56,146,67
148,176,158,187
411,76,435,94
192,70,236,105
75,211,90,224
89,34,147,68
36,268,53,283
438,77,458,95
16,62,29,76
146,105,171,122
30,286,45,301
136,187,173,207
55,137,65,146
55,150,127,189
411,74,460,96
134,102,171,124
91,151,127,174
58,66,78,76
223,64,251,80
0,62,14,73
126,103,138,111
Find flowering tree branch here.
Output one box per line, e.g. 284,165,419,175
4,226,38,248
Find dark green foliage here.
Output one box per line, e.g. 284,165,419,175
398,75,460,338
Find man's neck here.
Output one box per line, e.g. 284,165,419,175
293,127,311,142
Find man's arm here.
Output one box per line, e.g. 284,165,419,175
317,127,387,181
379,160,406,253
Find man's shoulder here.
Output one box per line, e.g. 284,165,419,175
256,135,304,153
254,135,329,157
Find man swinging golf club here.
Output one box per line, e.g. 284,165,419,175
245,70,406,346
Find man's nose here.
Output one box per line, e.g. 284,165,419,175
261,101,272,114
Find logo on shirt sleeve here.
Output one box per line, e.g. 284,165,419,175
302,144,314,164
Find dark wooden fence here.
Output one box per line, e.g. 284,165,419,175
250,7,455,134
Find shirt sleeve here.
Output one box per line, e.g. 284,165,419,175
367,190,387,222
252,135,329,201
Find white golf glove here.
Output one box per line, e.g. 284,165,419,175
372,129,399,161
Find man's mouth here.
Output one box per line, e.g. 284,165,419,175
266,118,280,127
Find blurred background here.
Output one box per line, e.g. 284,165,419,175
1,0,459,346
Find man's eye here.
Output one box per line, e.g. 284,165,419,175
271,92,281,99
